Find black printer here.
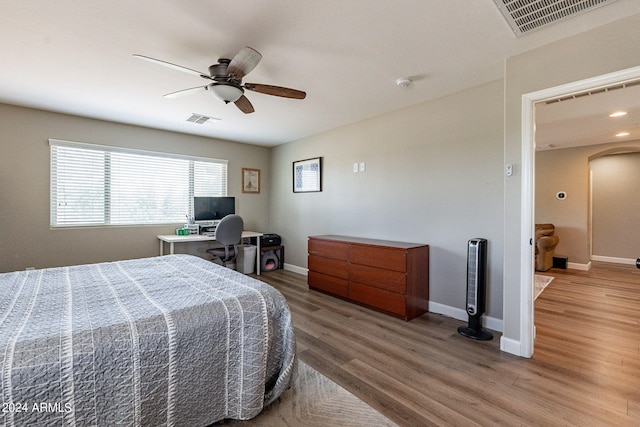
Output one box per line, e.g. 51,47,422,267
251,233,281,247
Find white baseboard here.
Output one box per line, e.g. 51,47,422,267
567,261,591,271
591,255,636,265
428,301,503,333
500,336,527,357
281,264,504,332
283,263,308,276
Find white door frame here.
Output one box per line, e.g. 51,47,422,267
520,65,640,356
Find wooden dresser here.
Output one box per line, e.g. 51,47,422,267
308,235,429,321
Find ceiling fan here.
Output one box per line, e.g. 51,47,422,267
133,46,306,114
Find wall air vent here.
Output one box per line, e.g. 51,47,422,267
186,114,221,125
493,0,618,37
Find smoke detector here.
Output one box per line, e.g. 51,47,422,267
396,78,412,88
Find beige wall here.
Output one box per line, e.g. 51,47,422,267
504,13,640,352
535,147,590,264
591,149,640,260
271,80,505,322
536,141,640,266
0,103,271,272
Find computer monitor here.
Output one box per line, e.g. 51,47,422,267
193,197,235,223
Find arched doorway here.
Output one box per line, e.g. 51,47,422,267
589,148,640,264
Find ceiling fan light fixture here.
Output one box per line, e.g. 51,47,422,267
209,83,243,103
136,47,305,114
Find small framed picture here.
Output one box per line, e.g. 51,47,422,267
242,168,260,193
293,157,322,193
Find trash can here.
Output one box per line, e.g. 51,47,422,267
236,244,257,274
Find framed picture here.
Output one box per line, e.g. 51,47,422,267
242,168,260,193
293,157,322,193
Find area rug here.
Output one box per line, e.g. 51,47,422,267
535,274,554,300
223,360,397,426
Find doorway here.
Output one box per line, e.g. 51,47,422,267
521,65,640,357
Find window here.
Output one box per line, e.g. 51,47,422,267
50,139,228,227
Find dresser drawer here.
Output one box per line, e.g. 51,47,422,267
349,282,406,317
308,271,349,298
349,245,406,272
309,239,350,260
308,235,428,321
349,264,406,294
308,255,348,279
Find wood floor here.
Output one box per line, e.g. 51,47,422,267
255,262,640,426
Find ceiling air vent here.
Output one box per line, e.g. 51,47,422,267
543,79,640,104
186,114,221,125
493,0,619,36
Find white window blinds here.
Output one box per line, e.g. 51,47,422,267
50,139,228,227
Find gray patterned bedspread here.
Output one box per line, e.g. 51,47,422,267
0,254,296,426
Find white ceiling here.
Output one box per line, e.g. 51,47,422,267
535,81,640,150
1,0,639,147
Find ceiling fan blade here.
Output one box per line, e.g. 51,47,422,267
244,83,306,99
227,47,262,79
164,86,207,99
133,54,212,80
234,95,255,114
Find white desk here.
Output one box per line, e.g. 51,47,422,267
157,231,264,274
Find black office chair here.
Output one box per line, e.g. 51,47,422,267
206,214,244,267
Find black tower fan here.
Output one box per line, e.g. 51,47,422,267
458,238,493,340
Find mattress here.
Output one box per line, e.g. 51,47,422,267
0,254,296,426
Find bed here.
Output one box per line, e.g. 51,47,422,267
0,254,296,426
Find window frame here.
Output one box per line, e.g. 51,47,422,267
49,139,228,228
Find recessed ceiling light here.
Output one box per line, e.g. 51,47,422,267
609,111,628,117
616,132,630,137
